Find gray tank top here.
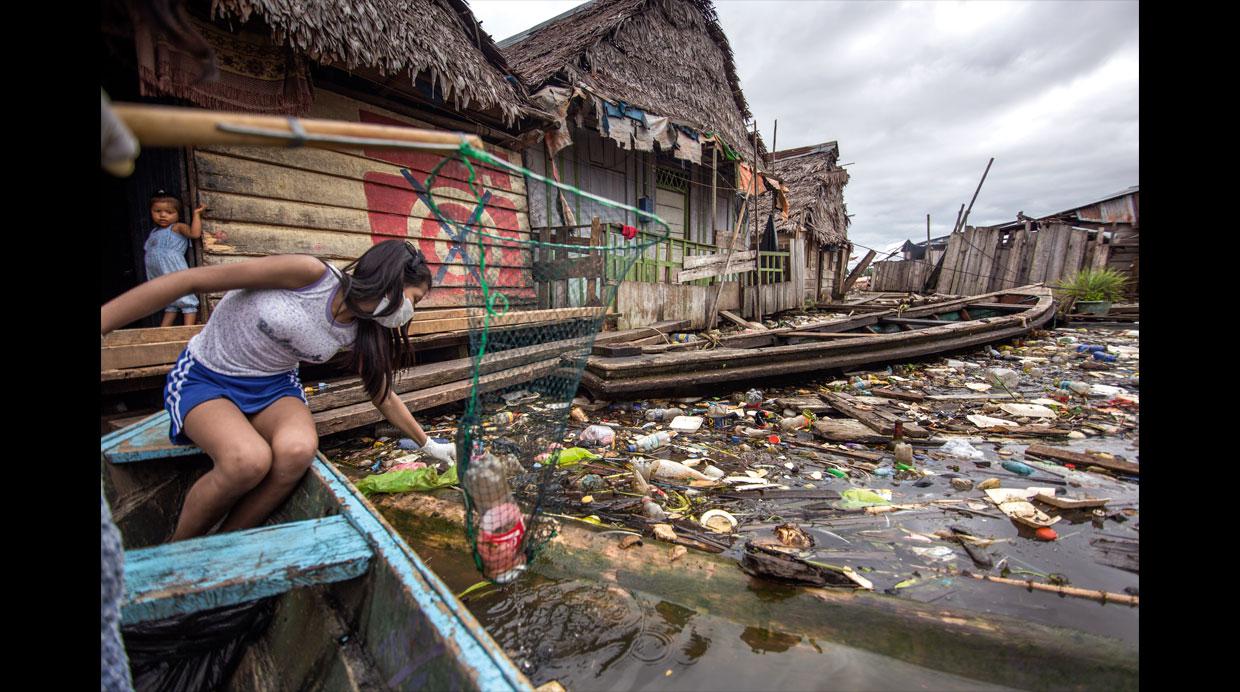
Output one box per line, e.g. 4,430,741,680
187,265,358,377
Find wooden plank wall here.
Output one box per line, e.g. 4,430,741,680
874,222,1119,295
526,128,741,248
870,260,929,292
615,281,741,330
195,90,533,311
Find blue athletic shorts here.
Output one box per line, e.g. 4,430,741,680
164,349,307,445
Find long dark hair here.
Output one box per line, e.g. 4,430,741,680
335,240,433,403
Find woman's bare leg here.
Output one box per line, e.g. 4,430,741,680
160,310,178,327
171,399,273,541
217,397,318,532
183,311,198,326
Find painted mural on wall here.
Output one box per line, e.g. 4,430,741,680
196,90,535,310
359,110,534,306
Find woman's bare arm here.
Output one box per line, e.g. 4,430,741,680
373,390,430,447
101,254,328,334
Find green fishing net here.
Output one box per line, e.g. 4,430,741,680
401,142,668,584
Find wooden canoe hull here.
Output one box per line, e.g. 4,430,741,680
581,287,1055,397
101,442,530,691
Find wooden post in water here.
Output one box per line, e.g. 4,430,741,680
752,120,762,324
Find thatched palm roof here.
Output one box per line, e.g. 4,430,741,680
211,0,531,124
499,0,753,154
760,142,850,246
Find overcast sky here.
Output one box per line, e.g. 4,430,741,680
470,0,1139,259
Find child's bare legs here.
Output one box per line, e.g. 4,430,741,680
160,310,178,327
171,399,274,541
183,310,198,326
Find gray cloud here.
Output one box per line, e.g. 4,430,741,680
470,0,1139,259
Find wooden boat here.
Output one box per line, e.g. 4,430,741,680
101,413,531,690
581,285,1055,397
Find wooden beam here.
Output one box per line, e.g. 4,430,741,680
306,336,588,413
101,341,187,370
719,310,766,331
682,249,759,270
313,358,561,435
113,103,484,152
841,249,877,295
405,307,605,335
103,325,203,347
122,516,371,624
677,256,757,283
783,331,871,339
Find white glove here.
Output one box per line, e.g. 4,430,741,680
420,439,456,465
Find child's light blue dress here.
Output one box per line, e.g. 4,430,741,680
144,225,199,313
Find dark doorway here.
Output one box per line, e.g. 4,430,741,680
101,22,200,328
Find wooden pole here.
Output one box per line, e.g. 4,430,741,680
113,103,484,151
753,120,762,324
704,188,753,329
710,143,718,246
965,572,1138,607
957,157,995,232
952,204,965,235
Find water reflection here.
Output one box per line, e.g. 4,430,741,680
740,626,802,654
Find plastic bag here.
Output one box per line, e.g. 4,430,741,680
355,465,458,496
123,598,276,692
837,488,893,510
553,447,601,467
941,439,985,460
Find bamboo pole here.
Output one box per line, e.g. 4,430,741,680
113,103,484,151
966,572,1138,607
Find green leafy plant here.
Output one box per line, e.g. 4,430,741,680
1055,268,1127,303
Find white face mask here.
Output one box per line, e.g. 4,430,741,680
372,294,415,328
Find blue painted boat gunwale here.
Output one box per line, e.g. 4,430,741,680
100,411,169,449
311,452,531,691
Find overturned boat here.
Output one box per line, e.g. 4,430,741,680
582,285,1054,398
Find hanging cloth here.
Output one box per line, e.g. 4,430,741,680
761,213,778,252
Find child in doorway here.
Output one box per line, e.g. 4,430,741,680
145,189,206,326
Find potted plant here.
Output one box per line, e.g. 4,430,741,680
1055,268,1127,315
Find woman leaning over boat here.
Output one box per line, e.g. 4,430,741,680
100,240,456,541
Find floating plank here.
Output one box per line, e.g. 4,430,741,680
871,387,926,402
812,418,889,444
122,515,372,624
774,396,832,413
819,392,929,437
1024,444,1139,476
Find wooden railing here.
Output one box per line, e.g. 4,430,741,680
531,222,786,288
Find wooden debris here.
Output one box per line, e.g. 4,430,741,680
965,572,1138,607
1024,444,1139,476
